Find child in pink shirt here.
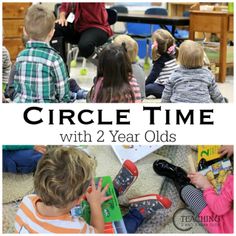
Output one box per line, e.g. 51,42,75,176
187,172,233,233
153,159,233,233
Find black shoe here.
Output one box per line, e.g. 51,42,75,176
153,160,191,192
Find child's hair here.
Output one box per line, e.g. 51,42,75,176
152,29,176,61
178,40,204,69
113,35,138,63
34,146,96,208
92,44,135,103
24,4,55,41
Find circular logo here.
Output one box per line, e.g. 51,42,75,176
173,207,197,231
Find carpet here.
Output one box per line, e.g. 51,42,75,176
3,173,34,204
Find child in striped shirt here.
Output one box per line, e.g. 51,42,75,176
145,29,178,98
15,147,108,233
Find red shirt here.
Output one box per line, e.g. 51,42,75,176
60,3,113,37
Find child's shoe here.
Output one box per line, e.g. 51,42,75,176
129,194,172,218
113,160,138,196
76,89,88,99
153,159,191,192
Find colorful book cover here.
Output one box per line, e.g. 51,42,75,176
198,158,232,194
197,145,221,164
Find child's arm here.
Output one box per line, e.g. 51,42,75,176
145,60,164,85
2,46,12,83
189,173,233,216
86,178,111,233
161,79,173,103
52,57,70,102
208,75,226,103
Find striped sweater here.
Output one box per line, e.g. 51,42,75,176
161,66,226,103
146,53,178,86
15,195,96,234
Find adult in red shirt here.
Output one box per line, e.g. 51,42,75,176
52,3,113,61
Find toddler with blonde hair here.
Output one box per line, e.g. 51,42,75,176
161,40,226,103
145,29,178,98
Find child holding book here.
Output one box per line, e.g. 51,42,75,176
89,44,141,103
153,159,233,233
145,29,178,98
161,40,226,103
15,146,171,233
113,35,146,100
13,4,70,103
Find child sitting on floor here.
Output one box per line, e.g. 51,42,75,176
145,29,178,99
15,146,171,233
89,44,141,103
8,30,87,102
113,35,146,100
161,40,226,103
13,4,70,103
153,159,233,233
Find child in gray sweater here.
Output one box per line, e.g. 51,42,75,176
161,40,226,103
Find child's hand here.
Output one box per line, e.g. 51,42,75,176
219,145,234,158
85,178,112,207
188,172,212,191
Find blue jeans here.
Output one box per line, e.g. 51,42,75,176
145,83,165,98
123,208,144,233
3,149,43,174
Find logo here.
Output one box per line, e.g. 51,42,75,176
173,207,220,231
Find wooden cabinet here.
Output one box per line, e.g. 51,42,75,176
3,2,31,61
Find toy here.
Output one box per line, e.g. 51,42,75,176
71,176,122,223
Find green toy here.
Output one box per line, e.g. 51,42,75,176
71,176,122,223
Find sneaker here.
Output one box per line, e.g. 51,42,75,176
129,194,172,218
76,89,88,100
113,160,138,196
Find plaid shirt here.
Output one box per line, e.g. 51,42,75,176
13,41,70,103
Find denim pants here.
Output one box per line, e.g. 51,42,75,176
3,149,43,174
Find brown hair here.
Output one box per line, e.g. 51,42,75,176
113,35,138,63
91,44,135,103
24,4,55,41
178,40,204,69
34,146,96,208
152,29,175,61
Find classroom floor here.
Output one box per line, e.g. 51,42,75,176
70,59,234,103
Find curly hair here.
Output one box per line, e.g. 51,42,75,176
34,146,96,208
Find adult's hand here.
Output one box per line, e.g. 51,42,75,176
55,17,68,27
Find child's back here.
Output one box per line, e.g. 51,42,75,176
15,194,95,233
14,42,69,103
162,67,225,103
162,40,225,103
13,4,70,103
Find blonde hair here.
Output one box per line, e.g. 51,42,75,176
178,40,204,69
113,35,138,63
152,29,175,61
24,4,55,41
34,146,96,208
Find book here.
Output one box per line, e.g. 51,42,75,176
198,158,232,194
197,145,221,164
112,145,162,163
71,176,127,233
